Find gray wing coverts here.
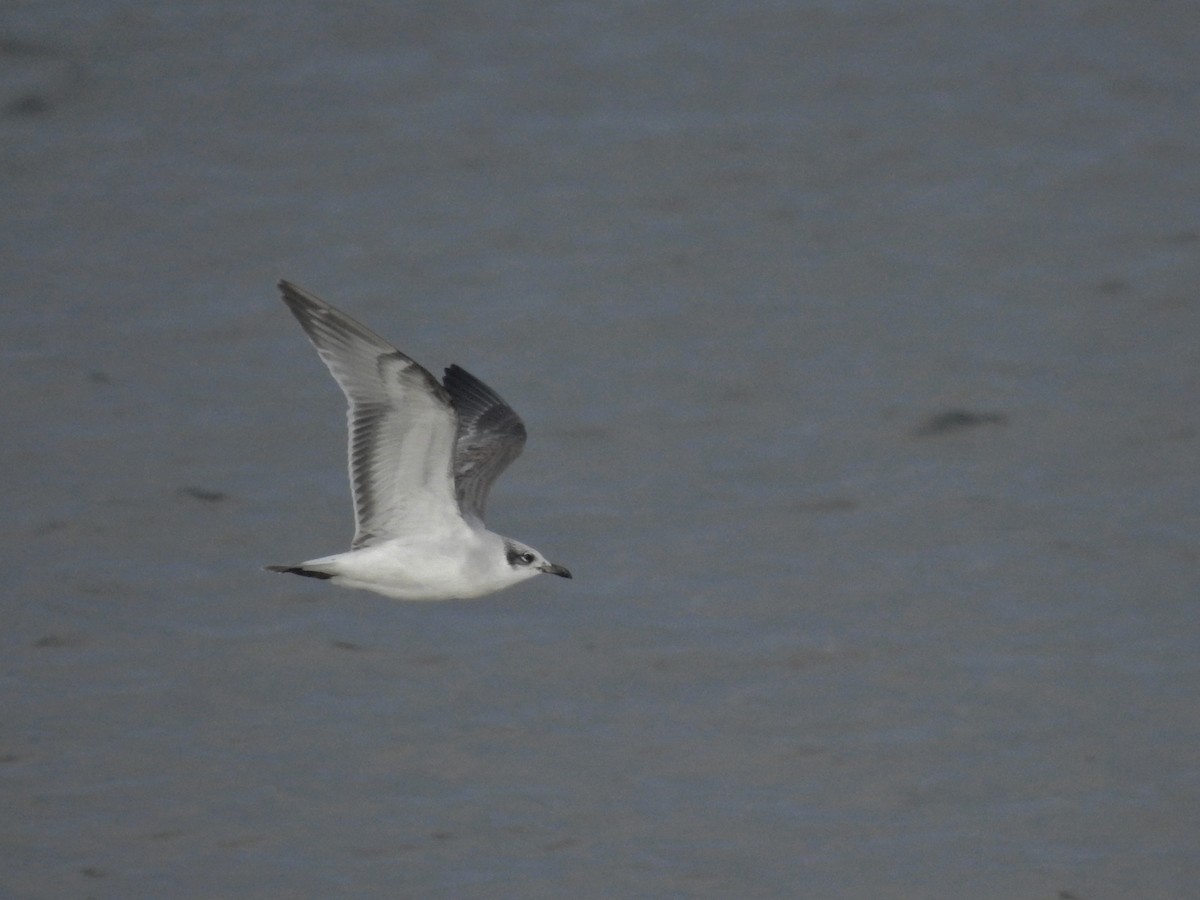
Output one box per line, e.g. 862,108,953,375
442,364,527,521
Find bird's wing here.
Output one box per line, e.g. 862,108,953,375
442,364,527,524
278,281,463,547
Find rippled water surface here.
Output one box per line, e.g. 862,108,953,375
3,2,1198,897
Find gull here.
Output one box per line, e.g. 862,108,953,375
266,281,571,600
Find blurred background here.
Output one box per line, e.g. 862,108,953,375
2,2,1197,897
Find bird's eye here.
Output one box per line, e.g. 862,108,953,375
506,545,539,567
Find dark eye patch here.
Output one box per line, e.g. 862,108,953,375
505,545,536,566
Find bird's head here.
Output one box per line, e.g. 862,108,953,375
504,540,572,581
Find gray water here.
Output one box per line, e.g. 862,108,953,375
3,2,1198,898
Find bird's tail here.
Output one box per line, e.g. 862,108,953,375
264,565,334,580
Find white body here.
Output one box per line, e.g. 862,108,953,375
301,529,534,601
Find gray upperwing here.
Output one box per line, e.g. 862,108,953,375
278,281,462,547
442,364,527,522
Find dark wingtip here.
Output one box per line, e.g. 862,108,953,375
278,279,301,299
277,280,314,307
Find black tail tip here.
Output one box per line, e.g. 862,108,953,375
265,565,333,581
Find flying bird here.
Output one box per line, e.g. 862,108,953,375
266,281,571,600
